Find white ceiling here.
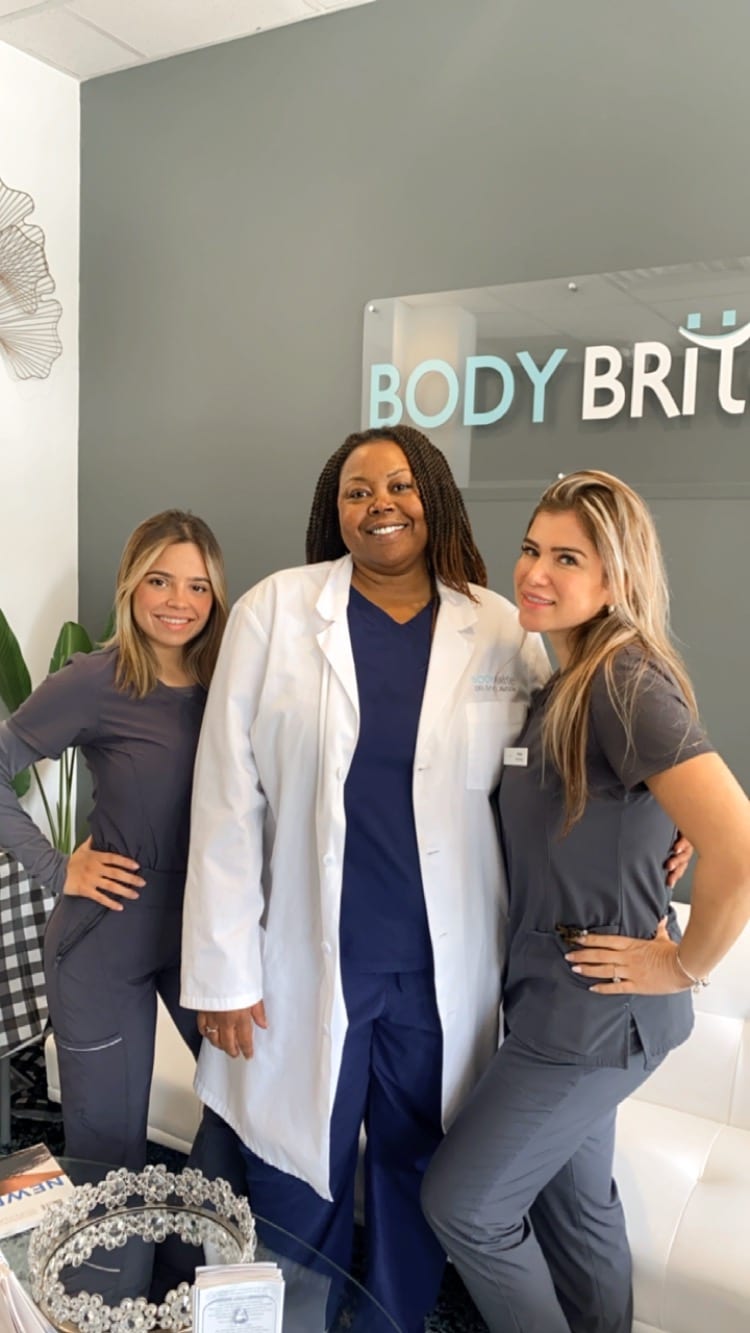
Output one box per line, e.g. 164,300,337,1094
0,0,376,80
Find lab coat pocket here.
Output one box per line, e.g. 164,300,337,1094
466,700,527,791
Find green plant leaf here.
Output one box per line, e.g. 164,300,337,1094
0,608,32,713
98,607,116,644
0,615,94,849
49,622,94,675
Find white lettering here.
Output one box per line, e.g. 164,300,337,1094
630,341,679,419
681,347,698,416
717,345,746,414
581,346,626,420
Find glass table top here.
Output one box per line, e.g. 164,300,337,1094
2,1156,400,1332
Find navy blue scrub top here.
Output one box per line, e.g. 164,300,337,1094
339,588,434,971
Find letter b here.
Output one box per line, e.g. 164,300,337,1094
582,346,626,420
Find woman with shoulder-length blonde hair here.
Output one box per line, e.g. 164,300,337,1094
107,512,228,698
0,508,229,1169
422,470,750,1333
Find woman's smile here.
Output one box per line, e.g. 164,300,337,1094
338,440,429,578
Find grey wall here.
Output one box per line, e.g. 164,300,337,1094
79,0,750,802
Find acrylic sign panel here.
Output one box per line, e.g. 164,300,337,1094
361,260,750,491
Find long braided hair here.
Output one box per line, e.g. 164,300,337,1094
305,426,487,598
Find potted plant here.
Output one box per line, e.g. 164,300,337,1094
0,612,101,854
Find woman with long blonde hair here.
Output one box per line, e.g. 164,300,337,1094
0,509,228,1168
423,470,750,1333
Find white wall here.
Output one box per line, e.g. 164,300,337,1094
0,41,79,827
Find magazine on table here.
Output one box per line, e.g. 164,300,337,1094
0,1144,75,1240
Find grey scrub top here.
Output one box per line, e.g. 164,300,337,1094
0,648,206,896
498,649,713,1070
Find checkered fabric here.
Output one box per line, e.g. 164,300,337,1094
0,850,55,1057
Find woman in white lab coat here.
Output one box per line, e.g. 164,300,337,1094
180,426,550,1331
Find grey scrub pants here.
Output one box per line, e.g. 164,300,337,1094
44,872,200,1169
421,1031,658,1333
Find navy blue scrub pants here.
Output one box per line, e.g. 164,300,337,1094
421,1031,659,1333
239,965,446,1333
43,871,201,1169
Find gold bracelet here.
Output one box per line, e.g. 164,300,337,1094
675,949,710,994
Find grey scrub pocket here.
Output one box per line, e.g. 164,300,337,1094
504,928,632,1063
53,1032,130,1161
45,895,108,963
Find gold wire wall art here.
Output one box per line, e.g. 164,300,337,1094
0,174,63,380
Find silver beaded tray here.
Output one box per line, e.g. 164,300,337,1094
27,1164,256,1332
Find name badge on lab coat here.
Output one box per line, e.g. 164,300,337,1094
503,747,528,767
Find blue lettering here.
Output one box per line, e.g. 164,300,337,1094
463,356,515,425
405,360,459,429
369,364,403,427
516,348,568,423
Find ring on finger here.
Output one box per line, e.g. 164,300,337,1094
203,1026,219,1035
612,973,622,984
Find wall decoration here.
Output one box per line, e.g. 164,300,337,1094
0,175,62,380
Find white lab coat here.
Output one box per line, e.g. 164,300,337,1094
181,556,549,1198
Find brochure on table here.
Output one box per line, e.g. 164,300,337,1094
194,1262,285,1333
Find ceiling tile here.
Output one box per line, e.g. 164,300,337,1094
0,8,141,77
1,0,377,79
304,1,374,9
0,0,65,17
68,0,334,59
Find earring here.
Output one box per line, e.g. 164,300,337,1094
607,604,616,615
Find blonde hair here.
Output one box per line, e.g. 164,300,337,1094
106,510,228,697
529,471,698,830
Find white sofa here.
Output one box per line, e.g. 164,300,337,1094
615,902,750,1333
46,903,750,1332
